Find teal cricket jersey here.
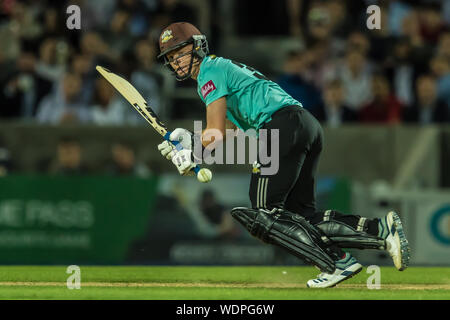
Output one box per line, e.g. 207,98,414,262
196,55,303,131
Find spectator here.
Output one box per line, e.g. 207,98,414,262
48,137,89,175
429,54,450,107
314,79,357,127
347,31,371,57
384,37,419,107
15,52,48,118
305,4,334,43
404,74,450,124
3,1,42,48
0,55,25,119
107,142,151,178
400,10,434,73
418,3,447,47
80,31,119,65
337,49,373,111
102,10,135,59
36,73,90,124
20,36,68,117
402,10,425,48
90,77,129,126
130,39,162,116
0,8,21,62
306,31,372,88
70,53,96,105
367,4,395,64
437,31,450,61
326,0,354,39
37,5,66,39
301,40,340,90
387,0,413,37
300,4,346,88
276,49,323,114
359,74,403,124
35,37,65,83
0,49,53,119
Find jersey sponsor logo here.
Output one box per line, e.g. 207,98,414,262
201,80,216,99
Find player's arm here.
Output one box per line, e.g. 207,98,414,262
157,96,227,168
203,96,227,148
226,119,237,130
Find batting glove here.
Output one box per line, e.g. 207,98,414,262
171,149,196,176
170,128,193,150
170,128,204,162
157,140,175,160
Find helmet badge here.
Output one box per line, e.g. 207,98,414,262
161,30,173,43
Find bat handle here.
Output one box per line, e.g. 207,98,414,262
164,132,201,174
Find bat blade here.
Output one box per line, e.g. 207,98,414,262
95,65,210,181
96,65,168,137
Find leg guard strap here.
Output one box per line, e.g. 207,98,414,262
314,210,386,250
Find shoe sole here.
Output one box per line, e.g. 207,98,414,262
329,265,363,288
386,213,402,269
390,211,410,271
306,264,363,288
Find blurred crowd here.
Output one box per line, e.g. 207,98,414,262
274,0,450,126
35,136,152,177
0,0,199,125
0,0,450,129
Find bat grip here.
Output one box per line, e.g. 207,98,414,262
164,131,200,175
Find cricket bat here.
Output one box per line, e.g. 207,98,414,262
96,65,212,183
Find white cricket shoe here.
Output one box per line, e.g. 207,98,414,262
307,253,363,288
384,211,410,271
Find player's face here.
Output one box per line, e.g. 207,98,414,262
167,44,195,77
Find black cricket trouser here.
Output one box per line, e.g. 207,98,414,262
249,106,321,218
248,106,349,259
249,106,380,238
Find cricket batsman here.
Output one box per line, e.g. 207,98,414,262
156,22,411,288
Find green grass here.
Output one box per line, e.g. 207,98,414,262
0,266,448,300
